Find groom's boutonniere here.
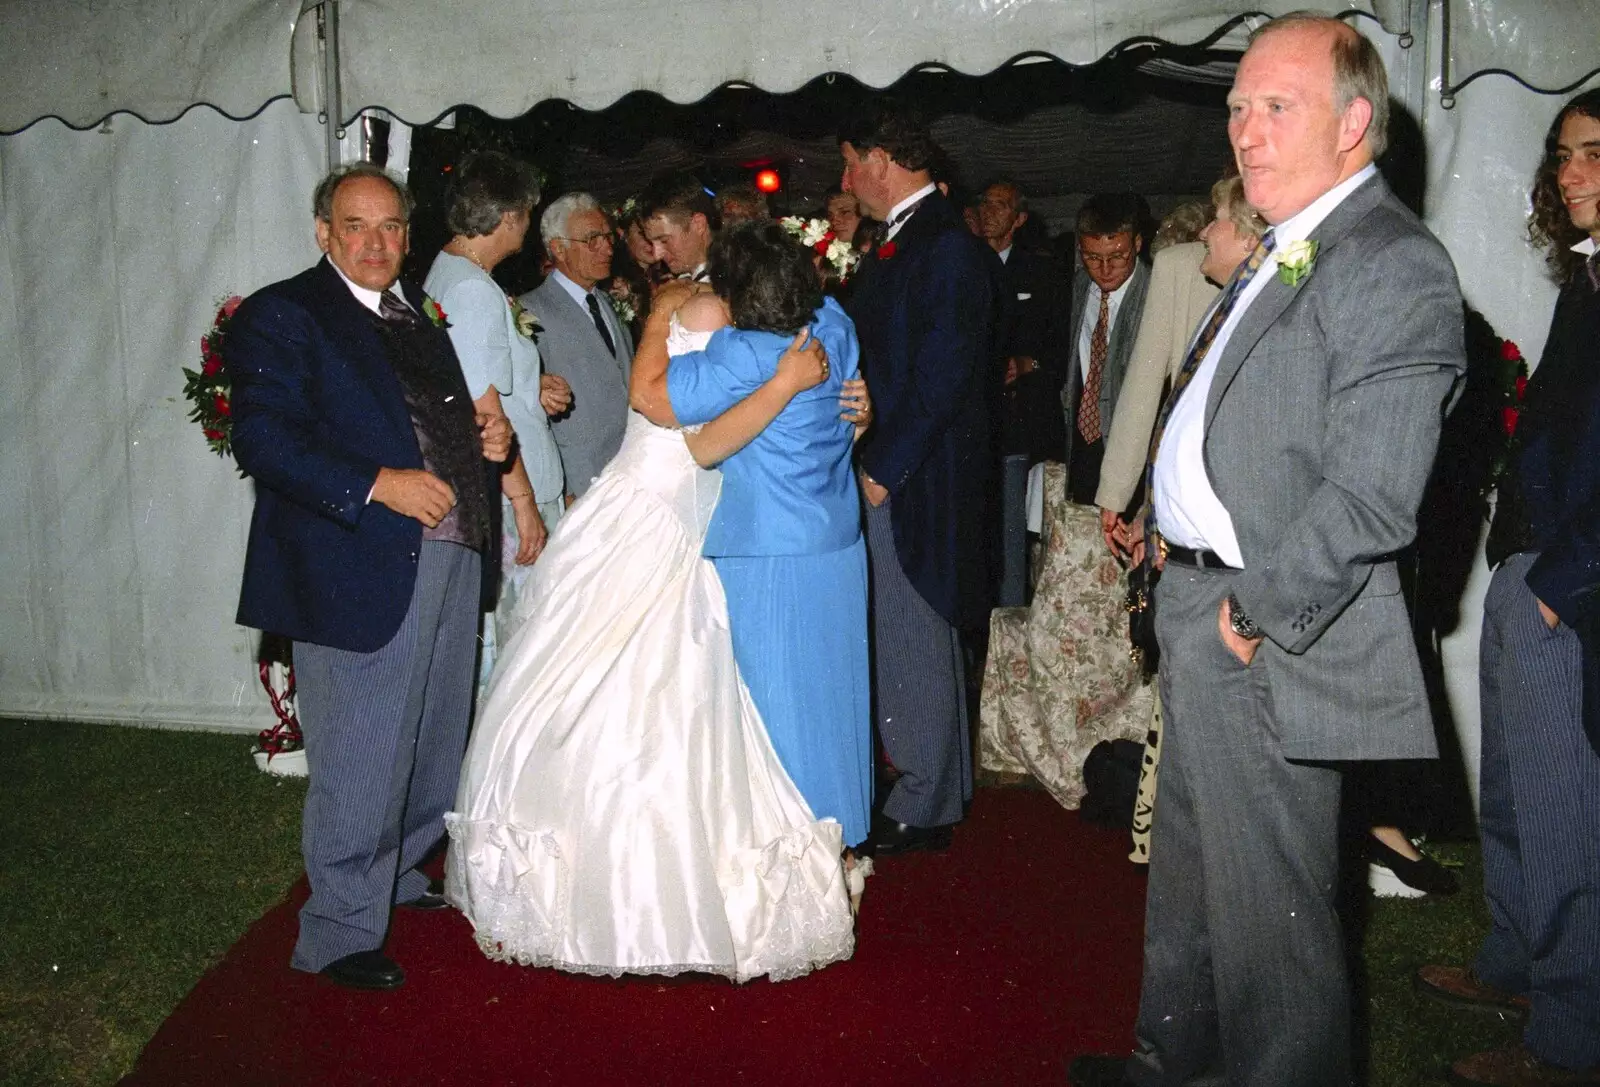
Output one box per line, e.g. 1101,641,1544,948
509,295,541,340
1276,239,1318,287
876,240,897,261
422,297,450,328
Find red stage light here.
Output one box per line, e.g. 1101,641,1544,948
754,169,781,194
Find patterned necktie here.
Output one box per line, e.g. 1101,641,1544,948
585,292,617,357
378,290,417,327
1145,229,1277,467
1587,249,1599,292
1078,290,1111,443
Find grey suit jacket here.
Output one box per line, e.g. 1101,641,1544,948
1204,174,1466,760
1062,258,1150,468
1095,242,1219,513
520,278,635,498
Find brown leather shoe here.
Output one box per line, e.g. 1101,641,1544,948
1415,964,1531,1017
1448,1043,1600,1086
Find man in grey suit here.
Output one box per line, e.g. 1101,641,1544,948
1072,15,1465,1087
1064,193,1151,513
521,193,634,501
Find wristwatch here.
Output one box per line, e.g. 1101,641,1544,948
1227,593,1261,640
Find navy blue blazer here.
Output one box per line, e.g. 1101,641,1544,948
227,258,477,653
849,192,1002,629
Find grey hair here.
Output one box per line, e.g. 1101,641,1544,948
1253,12,1390,158
313,163,415,223
444,151,542,238
540,192,605,249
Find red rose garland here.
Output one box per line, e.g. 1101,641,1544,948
1485,338,1528,498
182,294,305,758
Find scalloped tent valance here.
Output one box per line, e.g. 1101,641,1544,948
5,0,1596,136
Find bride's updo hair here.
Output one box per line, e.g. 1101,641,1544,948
708,222,824,336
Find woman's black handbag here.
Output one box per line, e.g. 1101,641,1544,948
1126,558,1160,676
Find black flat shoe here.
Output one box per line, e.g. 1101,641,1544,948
868,816,953,856
320,950,405,991
397,877,449,911
1369,836,1460,897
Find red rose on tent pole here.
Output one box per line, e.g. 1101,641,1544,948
1483,336,1529,506
181,294,243,460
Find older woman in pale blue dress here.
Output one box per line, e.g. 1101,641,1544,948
424,152,570,692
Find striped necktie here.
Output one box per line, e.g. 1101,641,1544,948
1145,229,1276,468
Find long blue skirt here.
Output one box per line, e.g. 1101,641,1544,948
714,537,872,846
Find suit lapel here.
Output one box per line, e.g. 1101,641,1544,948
1203,174,1391,432
542,277,622,366
310,259,417,437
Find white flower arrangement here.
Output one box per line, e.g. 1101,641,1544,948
778,216,861,283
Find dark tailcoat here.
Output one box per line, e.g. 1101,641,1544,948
849,192,1003,629
996,246,1071,462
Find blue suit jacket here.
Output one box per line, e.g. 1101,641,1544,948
668,297,862,557
848,192,1002,628
227,258,477,653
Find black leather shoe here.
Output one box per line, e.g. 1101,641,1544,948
1066,1054,1136,1087
320,950,405,991
868,815,953,856
397,877,448,911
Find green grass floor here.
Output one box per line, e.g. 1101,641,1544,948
0,719,307,1085
1,719,1520,1085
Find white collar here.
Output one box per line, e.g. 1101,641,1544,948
997,245,1013,265
1091,270,1135,306
551,268,598,307
329,258,402,315
885,183,937,229
1269,162,1378,247
1573,236,1598,256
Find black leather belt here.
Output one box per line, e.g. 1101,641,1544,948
1161,542,1237,570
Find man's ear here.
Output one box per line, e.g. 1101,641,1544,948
692,212,711,239
314,219,332,254
1339,95,1375,155
1015,210,1029,232
1133,233,1145,255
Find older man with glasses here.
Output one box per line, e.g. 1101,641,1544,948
520,192,635,505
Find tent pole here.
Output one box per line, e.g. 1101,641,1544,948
320,0,344,169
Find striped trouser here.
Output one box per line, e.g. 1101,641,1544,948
1473,551,1600,1069
290,540,481,973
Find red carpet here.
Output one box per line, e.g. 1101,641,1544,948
124,789,1145,1087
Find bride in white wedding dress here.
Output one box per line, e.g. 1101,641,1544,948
446,288,857,982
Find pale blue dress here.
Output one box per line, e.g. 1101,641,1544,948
424,253,565,692
666,298,872,846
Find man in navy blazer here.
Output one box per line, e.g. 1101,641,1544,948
227,164,510,991
840,103,1002,854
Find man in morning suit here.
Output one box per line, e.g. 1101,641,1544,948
227,164,512,991
1071,16,1465,1086
980,179,1071,602
1418,90,1600,1087
521,192,635,502
839,103,1001,855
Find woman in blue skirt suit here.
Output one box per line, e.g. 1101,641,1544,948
652,222,873,851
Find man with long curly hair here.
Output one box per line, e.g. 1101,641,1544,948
1417,89,1600,1087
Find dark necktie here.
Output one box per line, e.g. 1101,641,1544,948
1078,290,1111,443
585,292,617,357
1146,229,1277,468
379,290,417,327
1587,249,1599,292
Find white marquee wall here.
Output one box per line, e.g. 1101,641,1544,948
0,100,322,728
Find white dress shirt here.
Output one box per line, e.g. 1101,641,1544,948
1075,275,1135,382
883,183,938,244
551,268,623,349
330,260,403,315
1152,163,1378,568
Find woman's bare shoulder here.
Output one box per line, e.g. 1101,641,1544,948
676,291,730,333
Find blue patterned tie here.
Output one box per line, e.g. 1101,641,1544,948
1146,229,1277,468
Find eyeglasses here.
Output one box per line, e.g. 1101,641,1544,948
562,231,613,249
1081,251,1134,267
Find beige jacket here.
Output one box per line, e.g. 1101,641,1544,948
1094,242,1219,513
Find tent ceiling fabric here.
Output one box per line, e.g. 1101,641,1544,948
0,0,300,133
5,1,1599,135
339,0,1352,121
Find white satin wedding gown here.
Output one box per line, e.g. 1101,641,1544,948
445,322,855,983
